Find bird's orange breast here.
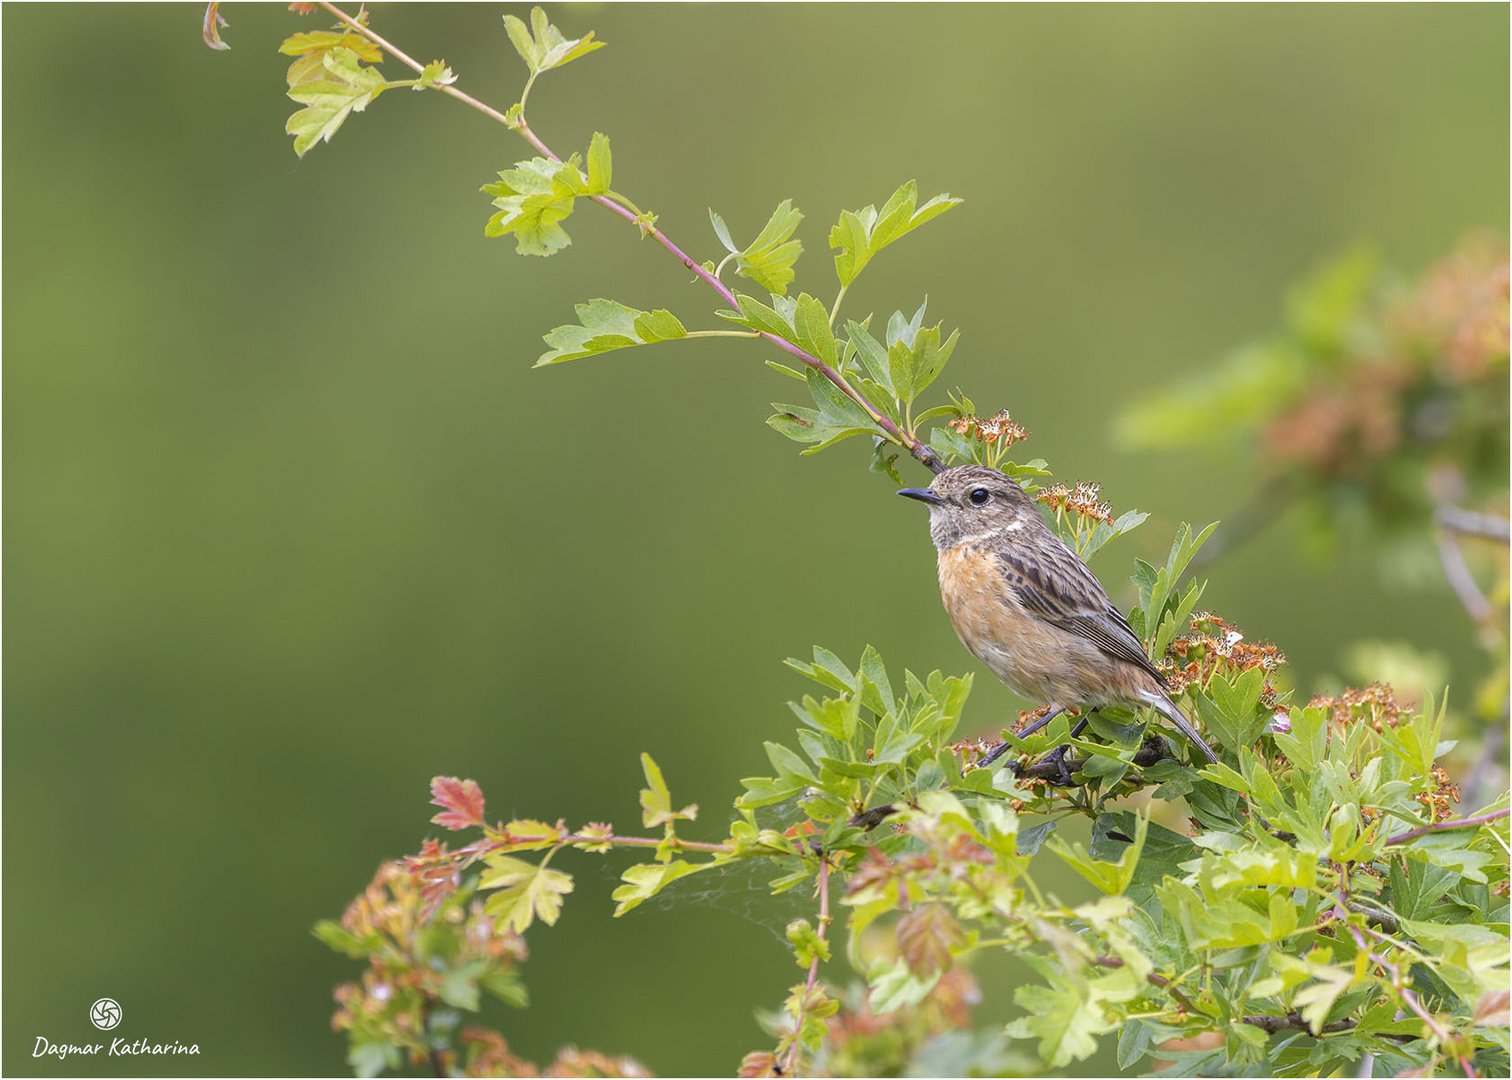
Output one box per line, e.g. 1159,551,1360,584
935,542,1123,705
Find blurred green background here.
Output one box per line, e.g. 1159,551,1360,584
4,3,1506,1076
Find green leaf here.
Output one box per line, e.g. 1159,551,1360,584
284,47,389,158
786,917,832,969
793,293,836,367
846,321,893,394
1140,522,1219,650
535,299,687,365
869,955,943,1014
1199,668,1269,755
1012,983,1105,1067
586,132,612,194
418,60,456,88
638,752,697,828
280,29,383,87
611,860,707,916
1079,510,1150,563
480,968,529,1008
1090,812,1196,902
312,919,374,959
765,740,818,784
349,1039,401,1079
768,365,882,453
280,33,377,92
1047,813,1148,895
878,299,958,404
708,209,737,254
503,7,605,76
736,774,807,809
482,155,590,256
479,855,574,934
1387,858,1458,920
1272,705,1326,775
1294,963,1357,1034
716,200,804,296
720,292,797,339
1116,1019,1155,1070
438,963,483,1010
831,181,962,287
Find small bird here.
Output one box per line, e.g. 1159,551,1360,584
899,465,1219,774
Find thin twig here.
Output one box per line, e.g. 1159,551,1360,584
1144,970,1204,1018
781,860,832,1077
1013,736,1173,783
846,739,1176,830
1342,919,1472,1074
1436,504,1511,544
1384,808,1510,846
1345,899,1400,934
1435,531,1494,623
1094,955,1208,1018
1241,1010,1359,1036
315,1,944,474
1096,955,1418,1042
807,861,831,994
563,832,735,854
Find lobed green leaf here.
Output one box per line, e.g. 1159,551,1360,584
535,299,687,365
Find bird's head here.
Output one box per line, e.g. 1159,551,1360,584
898,465,1039,549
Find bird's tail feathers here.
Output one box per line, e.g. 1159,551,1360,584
1139,689,1220,764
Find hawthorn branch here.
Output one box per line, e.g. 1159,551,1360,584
1436,504,1511,544
781,859,832,1077
1093,956,1208,1022
1240,1011,1360,1036
1435,530,1494,623
1095,956,1416,1042
1143,970,1204,1018
845,739,1177,831
1015,735,1173,783
1345,899,1400,934
808,860,832,994
1342,919,1471,1073
1384,808,1510,847
315,1,944,474
562,831,735,854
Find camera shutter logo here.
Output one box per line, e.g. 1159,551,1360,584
89,998,122,1031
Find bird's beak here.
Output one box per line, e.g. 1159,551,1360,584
898,488,948,506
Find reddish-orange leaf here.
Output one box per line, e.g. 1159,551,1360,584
1475,989,1511,1027
737,1051,779,1078
430,776,486,830
896,903,965,978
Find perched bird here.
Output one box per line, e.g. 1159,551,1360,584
899,465,1219,774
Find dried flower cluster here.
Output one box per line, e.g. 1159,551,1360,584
1394,230,1510,382
1036,481,1114,525
1305,683,1406,732
1159,612,1287,701
1414,762,1462,822
947,408,1029,447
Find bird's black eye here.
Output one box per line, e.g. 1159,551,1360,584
968,487,991,506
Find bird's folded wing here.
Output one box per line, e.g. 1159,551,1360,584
996,546,1167,685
